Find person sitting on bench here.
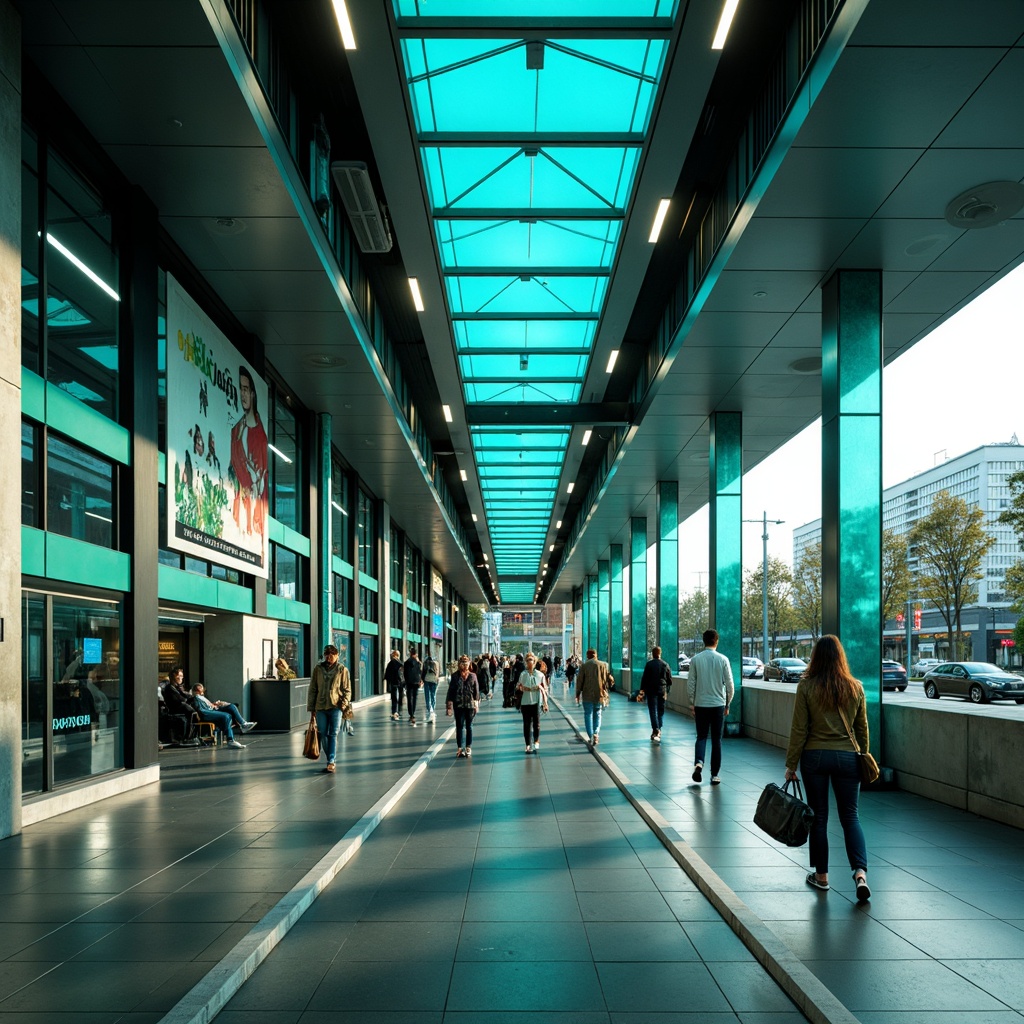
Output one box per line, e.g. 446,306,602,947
190,683,254,748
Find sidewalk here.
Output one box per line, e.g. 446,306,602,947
1,687,1022,1023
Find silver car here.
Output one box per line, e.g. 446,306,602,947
922,662,1024,704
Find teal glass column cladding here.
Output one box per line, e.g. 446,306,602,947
598,560,610,664
658,481,678,667
630,518,647,681
821,270,883,754
587,574,598,654
710,413,742,725
610,544,623,681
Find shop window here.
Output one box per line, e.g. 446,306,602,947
357,489,376,575
272,543,299,601
359,585,377,623
270,391,301,531
278,625,303,676
46,432,115,547
22,420,40,527
390,527,403,592
358,634,376,702
331,458,352,561
333,574,353,616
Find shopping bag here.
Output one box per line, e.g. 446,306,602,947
302,713,321,760
753,778,814,847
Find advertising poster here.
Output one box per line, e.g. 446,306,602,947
166,275,269,577
431,568,444,641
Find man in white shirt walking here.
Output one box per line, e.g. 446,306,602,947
686,629,734,785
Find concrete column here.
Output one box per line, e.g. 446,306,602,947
610,544,623,681
0,0,21,839
580,578,590,652
710,412,743,727
316,413,332,658
597,559,610,663
630,518,647,674
657,481,679,664
821,270,883,753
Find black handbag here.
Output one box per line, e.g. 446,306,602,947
753,778,814,847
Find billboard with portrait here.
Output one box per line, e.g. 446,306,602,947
166,275,269,577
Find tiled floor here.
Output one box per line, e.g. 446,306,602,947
1,681,1023,1023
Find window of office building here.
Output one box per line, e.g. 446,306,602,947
270,543,299,601
360,585,378,623
21,130,120,421
23,591,123,796
333,574,353,616
331,459,353,562
270,391,301,531
390,527,403,593
46,433,115,548
278,624,303,676
22,420,40,527
357,489,376,576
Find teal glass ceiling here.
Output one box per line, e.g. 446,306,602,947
393,5,674,602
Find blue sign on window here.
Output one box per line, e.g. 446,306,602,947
83,637,103,663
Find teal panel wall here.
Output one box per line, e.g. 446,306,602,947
610,544,623,680
658,481,678,662
45,533,131,591
630,518,647,671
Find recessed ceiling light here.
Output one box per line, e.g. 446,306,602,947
549,545,555,552
556,520,562,529
330,0,357,49
305,353,346,368
472,513,478,522
789,356,822,375
581,429,592,446
945,181,1024,229
753,290,767,299
443,404,453,423
567,482,574,493
711,0,740,49
606,350,619,373
408,277,425,311
460,469,468,481
648,199,671,243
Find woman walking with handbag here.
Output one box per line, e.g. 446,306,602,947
306,644,352,774
785,634,871,901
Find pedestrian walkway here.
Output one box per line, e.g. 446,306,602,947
0,690,1022,1023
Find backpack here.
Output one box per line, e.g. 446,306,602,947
423,659,438,683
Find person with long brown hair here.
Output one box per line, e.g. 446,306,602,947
784,634,871,902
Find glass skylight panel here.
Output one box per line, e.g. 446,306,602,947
457,321,595,352
459,352,589,381
471,427,572,449
422,147,640,212
464,381,581,404
403,38,666,134
394,1,677,17
436,219,620,270
447,275,607,315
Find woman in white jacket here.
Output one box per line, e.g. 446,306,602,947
516,652,549,754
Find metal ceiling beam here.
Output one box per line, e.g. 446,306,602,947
418,132,644,146
443,267,611,277
453,311,598,321
435,208,625,220
467,402,630,426
395,20,674,39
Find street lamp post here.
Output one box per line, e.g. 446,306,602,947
744,512,784,664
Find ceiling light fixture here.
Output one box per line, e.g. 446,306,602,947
43,233,120,302
606,350,619,373
549,545,555,552
268,443,293,464
944,181,1024,229
581,429,592,446
567,482,574,494
330,0,357,49
472,513,478,522
648,198,671,243
331,500,349,517
408,277,425,311
711,0,740,50
460,469,468,481
443,404,453,423
556,520,562,529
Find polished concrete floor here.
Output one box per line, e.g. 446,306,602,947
1,680,1023,1023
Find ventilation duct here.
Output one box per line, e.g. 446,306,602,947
330,161,393,253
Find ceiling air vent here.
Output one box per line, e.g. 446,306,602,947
330,161,393,253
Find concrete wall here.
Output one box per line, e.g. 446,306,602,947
0,0,22,840
741,683,1024,831
204,613,279,714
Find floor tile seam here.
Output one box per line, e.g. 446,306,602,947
151,723,457,1024
549,694,858,1024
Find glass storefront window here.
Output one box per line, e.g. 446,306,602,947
390,527,403,592
46,433,115,547
45,148,120,422
278,625,303,676
23,591,123,795
273,543,299,600
359,585,377,623
358,634,376,703
333,573,352,615
22,420,40,527
270,391,300,531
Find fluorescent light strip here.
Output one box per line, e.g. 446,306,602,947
330,0,357,49
581,429,592,446
567,482,574,494
43,233,120,301
268,443,293,464
712,0,740,50
648,198,671,243
331,500,349,517
606,350,619,374
460,469,468,481
472,513,478,522
443,404,453,423
556,520,562,529
85,510,113,524
408,277,425,312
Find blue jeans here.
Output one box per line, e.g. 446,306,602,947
316,708,342,764
423,682,438,718
646,692,666,732
198,708,236,742
800,748,867,875
693,705,725,775
582,701,603,739
454,707,474,749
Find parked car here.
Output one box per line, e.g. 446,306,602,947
882,660,908,692
922,662,1024,704
678,654,690,672
742,656,764,678
764,658,807,683
911,658,941,676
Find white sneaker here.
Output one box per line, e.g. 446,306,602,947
227,740,245,749
533,740,540,750
345,722,354,735
241,721,257,733
428,713,436,723
410,717,417,726
525,745,533,753
391,712,399,720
